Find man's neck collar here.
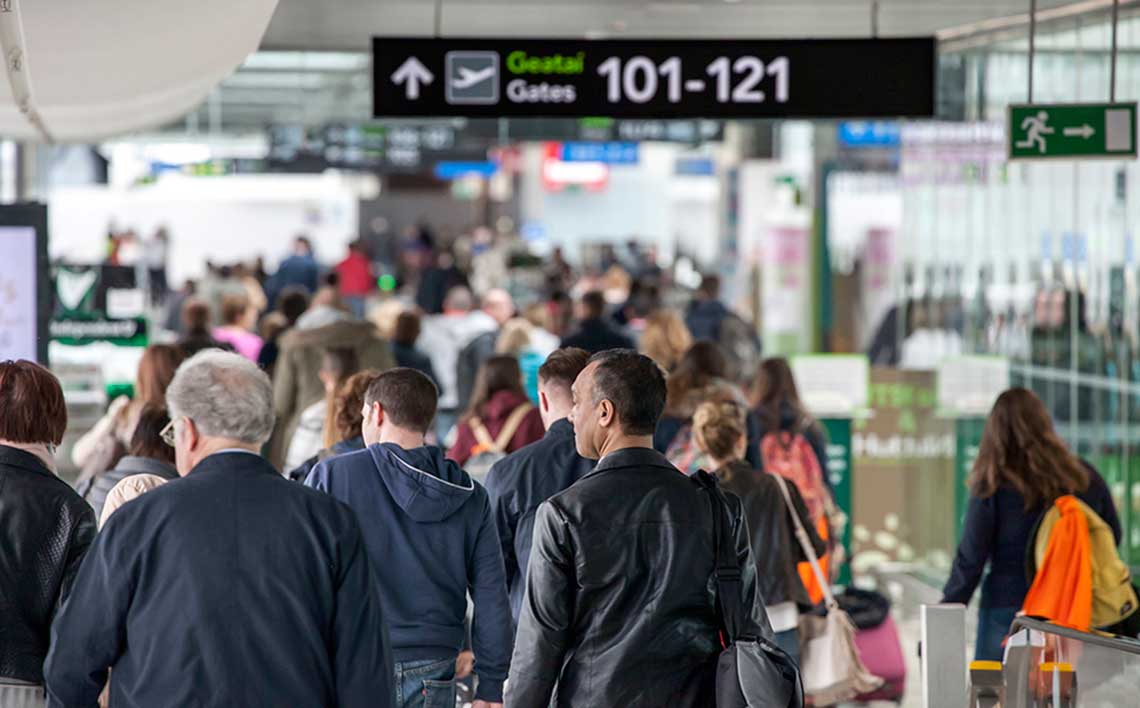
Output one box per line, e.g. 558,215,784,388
596,435,654,460
378,429,426,450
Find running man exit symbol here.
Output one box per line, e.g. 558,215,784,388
1009,103,1138,160
1016,111,1053,153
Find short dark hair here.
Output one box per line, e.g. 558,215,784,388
181,297,211,332
364,368,439,433
588,349,665,436
0,360,67,445
538,347,590,391
581,291,607,319
129,405,175,464
276,286,311,326
699,274,721,298
393,311,422,347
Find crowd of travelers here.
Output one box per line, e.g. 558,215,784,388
2,231,1134,707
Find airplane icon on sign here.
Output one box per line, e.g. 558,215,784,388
445,51,499,104
453,66,496,89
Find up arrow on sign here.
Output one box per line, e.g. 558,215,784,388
391,57,433,100
1009,102,1137,160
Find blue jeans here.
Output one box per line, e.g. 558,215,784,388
772,628,801,667
394,657,455,708
976,606,1019,662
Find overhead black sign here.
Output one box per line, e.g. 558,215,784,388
373,37,936,119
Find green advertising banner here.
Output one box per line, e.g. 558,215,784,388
850,369,957,575
1008,102,1138,160
953,417,986,542
821,417,852,586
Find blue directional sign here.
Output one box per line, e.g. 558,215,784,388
560,142,639,164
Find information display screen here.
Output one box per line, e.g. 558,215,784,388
0,204,49,364
0,226,41,362
374,37,936,119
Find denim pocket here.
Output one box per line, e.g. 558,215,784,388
421,678,456,708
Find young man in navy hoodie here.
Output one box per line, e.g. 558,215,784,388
306,368,511,708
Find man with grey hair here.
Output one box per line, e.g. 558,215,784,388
45,351,395,708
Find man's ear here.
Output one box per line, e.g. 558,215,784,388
184,418,201,451
538,390,550,414
597,399,616,429
371,402,385,427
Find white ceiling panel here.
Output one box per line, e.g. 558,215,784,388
262,0,1083,50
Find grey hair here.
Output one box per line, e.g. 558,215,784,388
165,350,275,445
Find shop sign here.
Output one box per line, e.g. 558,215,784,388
374,37,935,119
51,265,147,347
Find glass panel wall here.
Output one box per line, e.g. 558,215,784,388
913,8,1140,566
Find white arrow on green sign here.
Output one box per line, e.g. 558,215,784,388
1008,102,1137,160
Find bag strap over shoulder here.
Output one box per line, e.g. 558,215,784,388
695,471,749,643
470,417,495,451
493,403,534,451
774,474,838,610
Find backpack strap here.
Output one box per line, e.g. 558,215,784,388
470,417,495,452
486,403,534,454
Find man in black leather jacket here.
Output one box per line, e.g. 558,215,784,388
506,350,771,708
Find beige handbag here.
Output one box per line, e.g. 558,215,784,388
774,475,882,706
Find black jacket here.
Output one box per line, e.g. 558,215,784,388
0,446,95,683
715,461,825,608
507,448,771,708
45,452,394,708
484,419,595,624
392,342,439,387
942,462,1119,609
559,318,635,354
75,455,178,522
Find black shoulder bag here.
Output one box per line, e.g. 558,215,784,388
696,471,805,708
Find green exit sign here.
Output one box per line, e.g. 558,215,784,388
1009,102,1137,160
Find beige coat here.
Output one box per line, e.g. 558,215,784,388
270,319,395,468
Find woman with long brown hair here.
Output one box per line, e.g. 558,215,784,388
638,309,693,373
653,341,762,473
447,355,544,468
942,387,1120,661
71,344,185,477
751,356,834,605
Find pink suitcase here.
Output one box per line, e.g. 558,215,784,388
852,614,906,702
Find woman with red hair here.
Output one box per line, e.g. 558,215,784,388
0,360,96,706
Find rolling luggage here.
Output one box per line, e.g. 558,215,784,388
839,588,906,703
851,613,905,702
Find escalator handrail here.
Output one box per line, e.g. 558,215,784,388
1009,616,1140,656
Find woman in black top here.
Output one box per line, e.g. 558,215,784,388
942,387,1120,661
692,399,824,666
